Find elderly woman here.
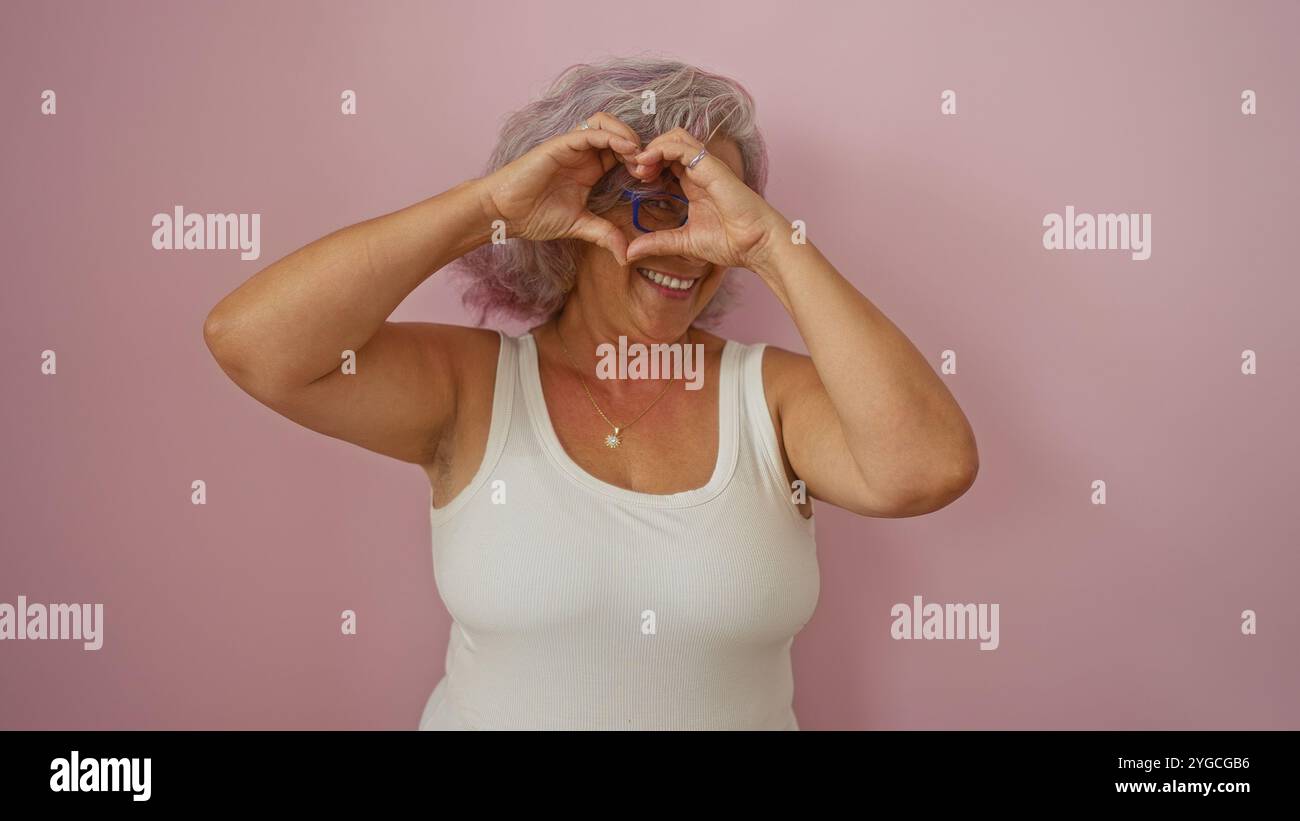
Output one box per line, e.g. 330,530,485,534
203,57,978,730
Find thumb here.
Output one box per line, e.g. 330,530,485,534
570,211,629,267
626,227,691,263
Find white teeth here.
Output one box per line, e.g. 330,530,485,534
636,268,696,291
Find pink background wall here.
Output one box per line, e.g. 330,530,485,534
2,0,1296,729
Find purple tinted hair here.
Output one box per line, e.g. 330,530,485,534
453,55,770,325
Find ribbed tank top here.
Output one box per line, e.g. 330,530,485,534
419,331,820,730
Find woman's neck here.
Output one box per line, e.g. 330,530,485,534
542,296,695,397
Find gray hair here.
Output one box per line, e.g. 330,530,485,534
454,55,769,324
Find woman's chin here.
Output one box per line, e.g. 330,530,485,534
628,266,707,325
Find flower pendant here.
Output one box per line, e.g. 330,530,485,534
604,428,622,449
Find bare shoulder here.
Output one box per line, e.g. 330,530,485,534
753,343,822,415
690,332,819,413
409,322,503,390
412,321,501,354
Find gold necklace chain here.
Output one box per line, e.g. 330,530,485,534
555,324,691,449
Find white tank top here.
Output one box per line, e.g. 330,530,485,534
419,331,820,730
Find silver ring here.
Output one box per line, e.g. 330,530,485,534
686,147,707,169
579,119,591,130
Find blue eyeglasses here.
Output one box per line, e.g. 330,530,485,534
619,183,690,233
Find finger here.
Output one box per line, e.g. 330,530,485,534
633,128,702,165
637,139,725,183
626,227,692,263
604,135,639,161
557,127,637,159
555,128,640,180
584,113,645,175
630,161,659,180
630,156,687,181
586,112,642,154
637,127,701,155
635,138,704,168
630,128,701,180
629,154,677,181
569,211,630,267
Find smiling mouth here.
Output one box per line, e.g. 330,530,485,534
636,267,699,291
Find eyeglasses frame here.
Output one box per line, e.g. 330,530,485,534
617,180,690,233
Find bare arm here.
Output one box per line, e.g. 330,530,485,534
203,120,644,465
627,129,979,518
202,180,496,464
757,240,979,518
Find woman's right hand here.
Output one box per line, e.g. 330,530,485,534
474,112,646,266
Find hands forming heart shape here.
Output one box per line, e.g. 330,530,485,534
477,111,786,275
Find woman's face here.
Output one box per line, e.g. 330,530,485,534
576,136,746,341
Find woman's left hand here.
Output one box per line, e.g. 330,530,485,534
624,128,786,276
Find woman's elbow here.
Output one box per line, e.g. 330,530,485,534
875,450,979,518
202,303,263,389
924,448,980,512
202,305,241,368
